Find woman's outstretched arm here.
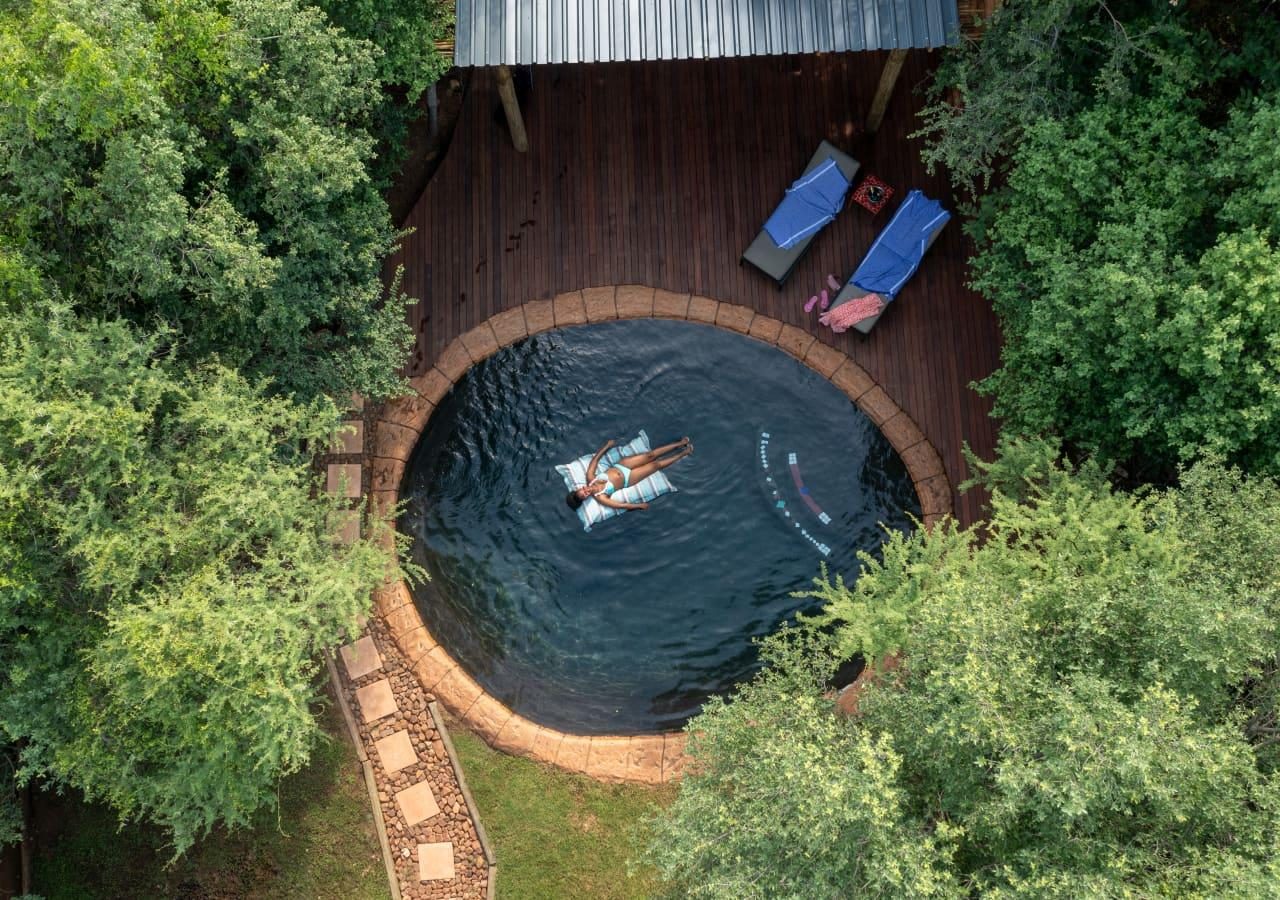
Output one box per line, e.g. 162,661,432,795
585,438,615,481
597,495,648,511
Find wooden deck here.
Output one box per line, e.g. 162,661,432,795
389,51,1001,527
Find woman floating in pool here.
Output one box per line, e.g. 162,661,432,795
567,437,692,511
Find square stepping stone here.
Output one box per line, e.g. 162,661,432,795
329,510,360,546
348,391,364,412
330,420,364,454
339,635,382,681
354,679,397,723
374,730,417,774
326,463,362,498
418,842,455,881
396,780,440,826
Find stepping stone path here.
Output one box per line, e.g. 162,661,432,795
331,419,365,454
337,619,491,899
356,679,399,723
327,462,364,498
330,510,361,546
340,635,383,680
397,781,442,826
323,394,491,899
375,730,418,774
419,842,456,881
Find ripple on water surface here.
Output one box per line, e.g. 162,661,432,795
400,319,919,734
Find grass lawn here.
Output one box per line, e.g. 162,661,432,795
446,718,676,899
32,688,390,900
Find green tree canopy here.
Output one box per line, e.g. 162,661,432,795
916,0,1184,194
315,0,450,100
971,88,1280,478
0,0,418,400
921,1,1280,478
312,0,453,186
642,441,1280,897
0,261,395,854
916,1,1277,195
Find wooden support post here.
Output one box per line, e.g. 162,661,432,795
495,65,529,153
865,48,909,136
19,779,32,897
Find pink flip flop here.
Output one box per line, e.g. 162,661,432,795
819,289,830,311
804,295,819,313
826,274,842,291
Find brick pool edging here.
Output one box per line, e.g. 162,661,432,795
367,285,953,784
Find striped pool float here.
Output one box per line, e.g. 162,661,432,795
555,430,678,531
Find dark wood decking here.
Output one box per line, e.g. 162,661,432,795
389,52,1000,526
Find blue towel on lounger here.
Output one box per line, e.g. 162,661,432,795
763,158,852,249
850,190,950,299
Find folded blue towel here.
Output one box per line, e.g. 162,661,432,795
851,190,950,299
763,157,851,249
798,157,852,211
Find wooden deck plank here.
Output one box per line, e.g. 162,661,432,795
389,52,1000,527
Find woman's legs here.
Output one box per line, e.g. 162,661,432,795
626,446,692,483
618,437,689,469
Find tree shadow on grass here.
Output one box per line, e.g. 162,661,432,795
31,681,389,900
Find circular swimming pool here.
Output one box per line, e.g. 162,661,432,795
400,319,919,734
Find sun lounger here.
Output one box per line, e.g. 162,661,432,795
824,190,950,334
741,141,860,287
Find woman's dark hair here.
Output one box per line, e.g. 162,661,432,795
566,490,584,510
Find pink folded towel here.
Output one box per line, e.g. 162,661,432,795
819,294,885,332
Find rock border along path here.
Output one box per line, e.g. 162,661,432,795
368,286,953,784
325,398,495,900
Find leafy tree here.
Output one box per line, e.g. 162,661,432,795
0,0,416,400
915,0,1197,195
315,0,451,100
970,86,1280,478
0,263,396,854
639,628,962,899
313,0,453,183
642,440,1280,897
920,1,1280,478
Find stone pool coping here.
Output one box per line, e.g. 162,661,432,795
368,285,953,784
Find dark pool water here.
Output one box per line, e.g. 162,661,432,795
400,319,919,734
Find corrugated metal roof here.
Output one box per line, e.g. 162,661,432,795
455,0,961,66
